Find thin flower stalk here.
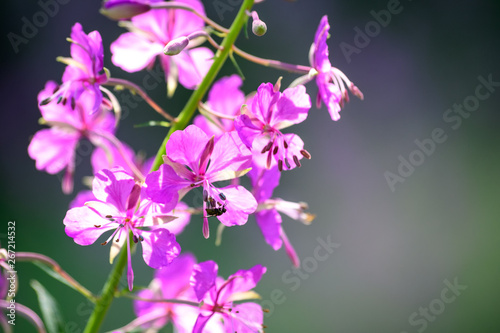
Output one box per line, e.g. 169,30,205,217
150,1,229,34
16,252,96,301
105,77,175,121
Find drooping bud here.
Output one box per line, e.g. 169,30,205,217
163,36,189,56
250,11,267,36
100,0,151,20
164,31,208,56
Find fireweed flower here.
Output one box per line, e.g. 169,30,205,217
28,81,115,193
234,81,312,171
41,23,107,113
69,189,191,236
248,163,315,267
64,167,181,290
309,15,364,121
116,253,224,333
190,261,267,333
146,125,257,238
110,0,214,96
194,75,247,137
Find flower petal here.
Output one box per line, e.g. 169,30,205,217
142,228,181,269
145,164,186,205
166,125,209,171
92,167,136,211
273,85,311,129
63,206,114,245
173,47,214,89
216,185,257,227
255,209,282,250
207,131,252,182
111,32,163,72
190,260,218,301
28,128,79,174
218,265,266,303
224,302,264,333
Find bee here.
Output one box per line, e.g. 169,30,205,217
205,192,227,217
205,205,227,217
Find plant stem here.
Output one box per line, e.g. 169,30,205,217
232,45,313,74
16,252,96,301
81,2,254,332
82,236,130,333
105,78,175,122
150,0,255,172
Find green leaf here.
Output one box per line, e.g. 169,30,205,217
30,280,65,333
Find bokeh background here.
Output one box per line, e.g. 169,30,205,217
1,0,500,332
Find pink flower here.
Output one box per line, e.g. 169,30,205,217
146,125,257,238
190,261,266,333
234,81,311,171
28,81,115,193
248,163,315,267
310,15,363,121
115,253,224,333
110,0,214,95
63,167,180,290
194,75,248,137
41,23,107,113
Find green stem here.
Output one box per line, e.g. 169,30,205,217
82,238,130,333
81,2,254,332
150,0,255,172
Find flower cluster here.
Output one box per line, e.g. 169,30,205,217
25,1,362,332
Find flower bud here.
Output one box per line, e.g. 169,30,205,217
250,11,267,36
163,36,189,55
100,0,151,20
252,19,267,36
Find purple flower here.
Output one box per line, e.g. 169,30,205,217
63,167,180,290
41,23,107,113
310,15,363,121
190,261,266,333
234,81,312,171
115,253,224,333
146,125,257,238
110,0,214,95
28,81,115,193
248,163,315,267
194,75,248,137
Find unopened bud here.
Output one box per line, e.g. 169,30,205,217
250,11,267,36
252,19,267,36
100,0,151,20
163,36,189,55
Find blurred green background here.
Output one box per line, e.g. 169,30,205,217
1,0,500,332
